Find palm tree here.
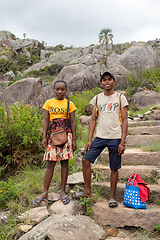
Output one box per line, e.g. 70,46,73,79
99,28,113,68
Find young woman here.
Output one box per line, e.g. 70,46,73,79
33,80,76,205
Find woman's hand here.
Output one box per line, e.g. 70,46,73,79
42,138,47,149
72,140,77,151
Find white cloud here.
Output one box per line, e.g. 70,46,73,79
0,0,160,47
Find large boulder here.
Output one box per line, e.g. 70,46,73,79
115,44,157,72
47,47,84,66
36,54,105,107
0,71,15,81
131,90,160,108
23,61,52,74
0,78,42,106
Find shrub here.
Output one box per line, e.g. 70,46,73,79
0,179,19,209
0,102,44,176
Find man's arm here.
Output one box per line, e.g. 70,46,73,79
84,106,97,154
42,109,50,149
118,106,128,155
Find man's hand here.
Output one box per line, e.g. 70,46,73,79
118,143,125,155
84,140,92,154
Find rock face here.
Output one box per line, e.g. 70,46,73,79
115,44,157,72
93,200,160,231
36,54,105,107
131,90,160,108
0,78,42,106
18,214,106,240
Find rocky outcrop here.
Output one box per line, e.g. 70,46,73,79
36,54,105,107
114,44,157,72
0,78,42,106
131,90,160,108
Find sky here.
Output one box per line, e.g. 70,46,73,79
1,0,160,47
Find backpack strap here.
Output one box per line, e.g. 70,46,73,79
96,94,99,121
66,100,70,127
119,93,122,126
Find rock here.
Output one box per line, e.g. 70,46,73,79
47,47,84,66
48,192,61,201
79,115,91,124
46,215,106,240
67,172,84,185
131,90,160,108
93,200,160,230
36,54,105,107
18,214,106,240
18,224,32,233
18,206,49,224
105,227,118,237
0,71,15,81
0,30,15,41
109,64,130,90
0,210,11,224
115,44,157,72
0,77,42,106
49,199,77,215
23,61,52,74
40,49,54,60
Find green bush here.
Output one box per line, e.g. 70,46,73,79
126,68,160,96
0,102,44,176
0,179,19,209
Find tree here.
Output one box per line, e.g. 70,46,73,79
23,33,26,39
99,28,113,68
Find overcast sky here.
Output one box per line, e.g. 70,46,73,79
1,0,160,47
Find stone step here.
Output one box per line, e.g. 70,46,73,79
93,182,160,195
99,148,160,166
128,120,160,127
92,164,160,180
128,125,160,135
126,135,160,146
93,199,160,231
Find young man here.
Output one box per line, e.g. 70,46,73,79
73,72,128,207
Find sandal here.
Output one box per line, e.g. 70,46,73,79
71,192,88,200
61,195,70,205
109,199,118,208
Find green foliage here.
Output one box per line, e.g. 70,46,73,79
0,102,44,176
0,179,19,209
99,28,113,45
0,58,16,75
26,64,63,78
80,197,92,216
126,68,160,96
0,215,21,240
8,80,17,87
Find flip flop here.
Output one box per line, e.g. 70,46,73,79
109,199,118,208
61,195,70,205
33,197,52,205
71,192,88,200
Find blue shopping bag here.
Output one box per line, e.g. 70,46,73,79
123,173,146,209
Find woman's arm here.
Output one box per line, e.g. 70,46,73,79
42,109,50,149
69,110,77,151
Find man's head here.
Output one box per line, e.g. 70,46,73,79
100,72,115,82
100,72,116,91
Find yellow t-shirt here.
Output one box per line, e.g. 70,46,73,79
42,98,76,121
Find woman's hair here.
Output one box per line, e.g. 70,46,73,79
53,80,67,89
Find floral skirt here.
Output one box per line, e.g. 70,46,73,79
43,133,74,161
